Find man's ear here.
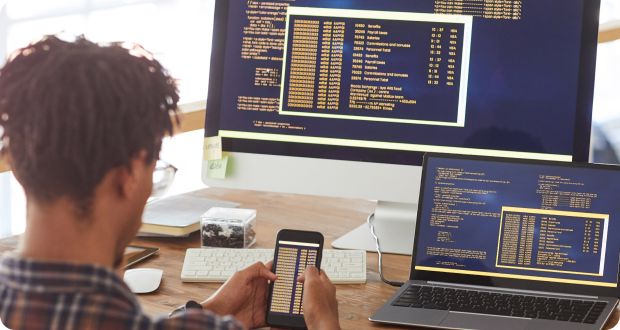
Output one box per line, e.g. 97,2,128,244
115,151,150,199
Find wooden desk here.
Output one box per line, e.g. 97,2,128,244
1,187,618,329
131,187,408,329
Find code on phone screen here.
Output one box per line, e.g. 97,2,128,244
269,241,319,315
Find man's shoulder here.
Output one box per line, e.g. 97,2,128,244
0,253,131,295
0,254,142,326
0,254,243,329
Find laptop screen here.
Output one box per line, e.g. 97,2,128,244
414,155,620,288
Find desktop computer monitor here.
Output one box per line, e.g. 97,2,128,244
202,0,600,255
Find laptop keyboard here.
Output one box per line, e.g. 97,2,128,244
392,285,608,324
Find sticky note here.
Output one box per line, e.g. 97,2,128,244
207,156,229,179
204,136,222,160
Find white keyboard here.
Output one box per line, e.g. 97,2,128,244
181,248,367,284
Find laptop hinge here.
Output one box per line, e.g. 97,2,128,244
425,281,599,299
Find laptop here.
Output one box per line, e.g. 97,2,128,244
370,154,620,330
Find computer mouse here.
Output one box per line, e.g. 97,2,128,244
123,268,163,294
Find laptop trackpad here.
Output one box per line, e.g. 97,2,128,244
440,312,528,330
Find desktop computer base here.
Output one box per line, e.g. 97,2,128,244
331,201,417,255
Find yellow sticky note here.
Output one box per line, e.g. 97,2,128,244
207,156,229,179
204,136,222,160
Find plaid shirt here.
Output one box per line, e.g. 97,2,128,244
0,254,244,330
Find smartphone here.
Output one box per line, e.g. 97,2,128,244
266,229,324,329
122,245,159,269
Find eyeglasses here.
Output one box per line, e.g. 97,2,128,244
152,160,177,198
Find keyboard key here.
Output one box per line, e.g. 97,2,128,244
570,315,585,323
187,250,201,257
583,317,598,324
538,312,556,320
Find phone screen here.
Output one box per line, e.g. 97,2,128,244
269,240,320,316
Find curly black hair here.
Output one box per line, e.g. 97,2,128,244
0,35,179,213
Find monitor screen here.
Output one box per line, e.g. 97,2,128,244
205,0,598,165
414,155,620,288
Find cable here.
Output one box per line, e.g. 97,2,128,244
367,212,405,287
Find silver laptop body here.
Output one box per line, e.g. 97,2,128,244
370,154,620,330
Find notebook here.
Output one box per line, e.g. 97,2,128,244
140,190,238,236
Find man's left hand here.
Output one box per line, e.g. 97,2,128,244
202,261,277,329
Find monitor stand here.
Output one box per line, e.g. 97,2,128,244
331,201,418,255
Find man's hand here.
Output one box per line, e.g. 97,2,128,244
298,266,340,330
202,261,277,329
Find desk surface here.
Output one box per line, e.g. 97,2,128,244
0,187,618,329
131,187,406,329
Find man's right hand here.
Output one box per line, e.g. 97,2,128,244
298,266,340,330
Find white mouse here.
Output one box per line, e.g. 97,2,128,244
123,268,163,294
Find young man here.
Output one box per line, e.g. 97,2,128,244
0,36,340,330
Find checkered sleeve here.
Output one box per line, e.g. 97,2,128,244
150,310,245,330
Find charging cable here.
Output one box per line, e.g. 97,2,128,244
367,212,405,287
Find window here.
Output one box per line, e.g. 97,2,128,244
0,0,215,105
592,0,620,161
600,0,620,24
